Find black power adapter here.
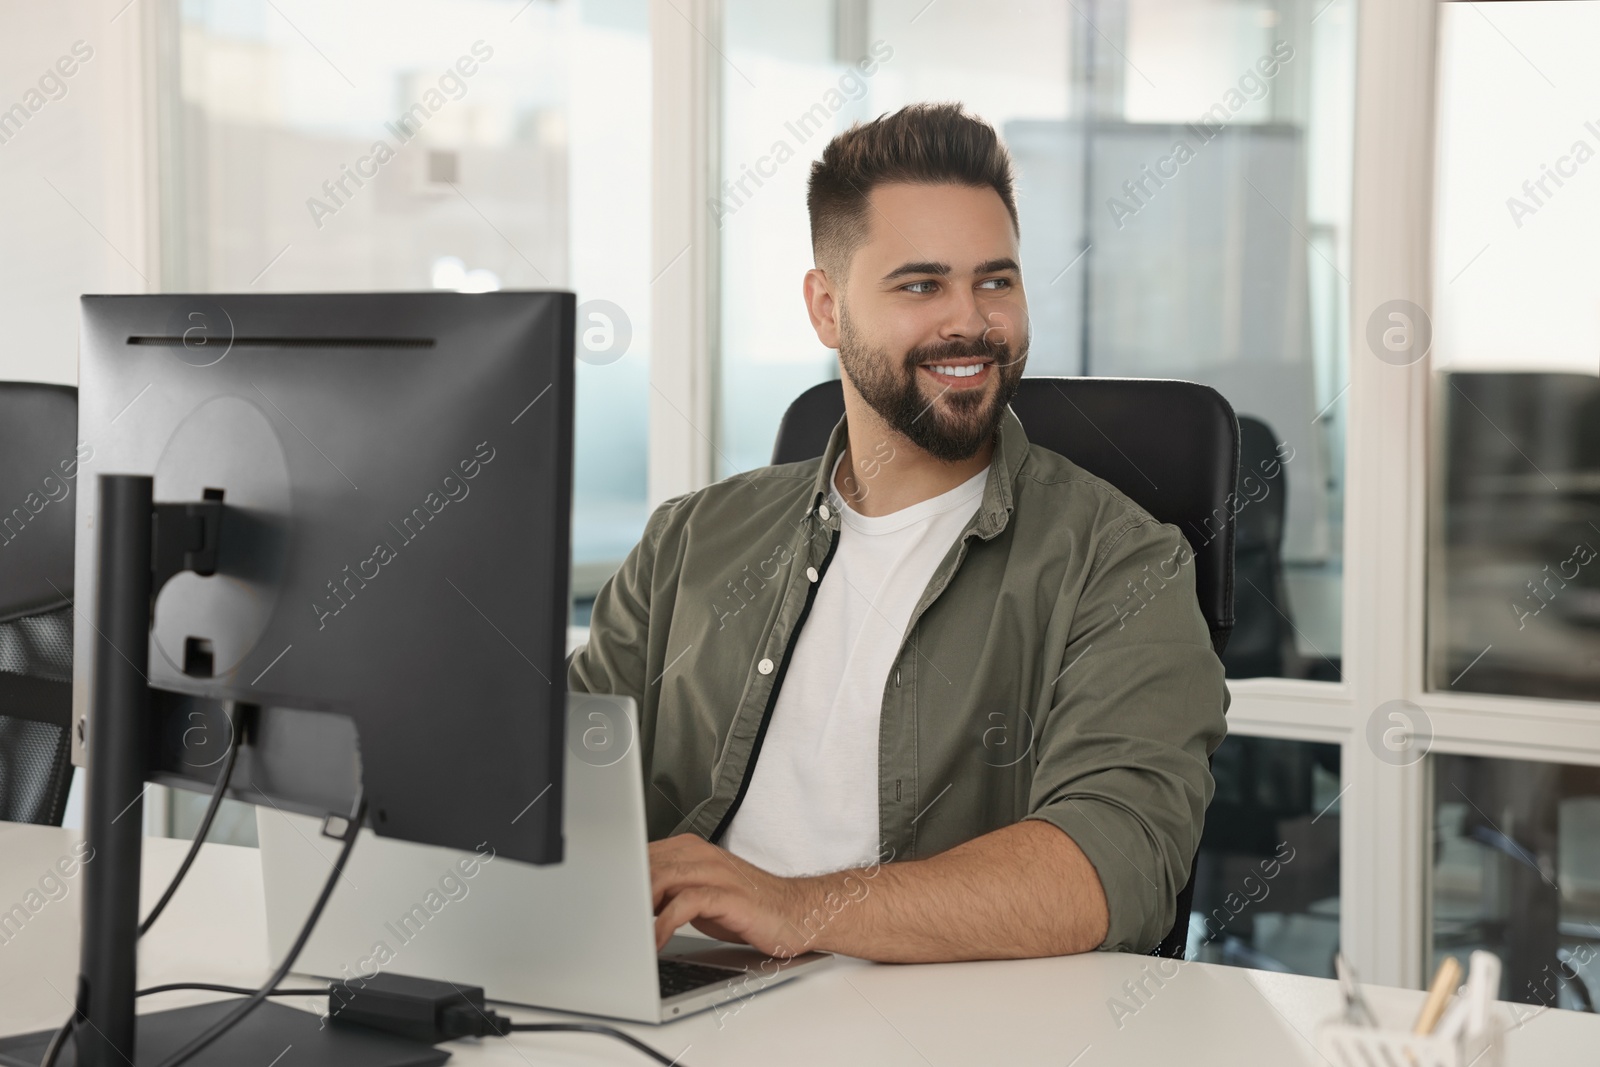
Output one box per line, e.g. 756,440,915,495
326,972,511,1044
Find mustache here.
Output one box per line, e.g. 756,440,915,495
904,333,1024,371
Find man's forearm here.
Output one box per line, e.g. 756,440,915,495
789,819,1109,963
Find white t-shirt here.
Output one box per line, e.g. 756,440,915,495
721,453,988,877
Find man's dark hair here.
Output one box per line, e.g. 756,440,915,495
806,102,1018,278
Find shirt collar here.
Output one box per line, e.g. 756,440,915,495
806,403,1027,541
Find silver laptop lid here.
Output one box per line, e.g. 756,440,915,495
259,693,662,1022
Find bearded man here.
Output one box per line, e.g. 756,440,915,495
569,102,1228,962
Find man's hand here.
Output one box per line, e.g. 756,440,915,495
649,835,816,957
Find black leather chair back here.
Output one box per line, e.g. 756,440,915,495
772,376,1239,654
0,382,79,825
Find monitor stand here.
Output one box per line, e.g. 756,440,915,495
0,475,444,1067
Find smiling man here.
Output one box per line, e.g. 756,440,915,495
568,102,1228,963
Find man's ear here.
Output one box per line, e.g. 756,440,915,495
803,267,841,349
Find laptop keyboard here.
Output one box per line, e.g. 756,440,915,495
658,958,744,999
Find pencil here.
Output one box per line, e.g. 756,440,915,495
1413,956,1462,1035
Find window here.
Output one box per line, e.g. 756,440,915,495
1191,735,1341,974
1428,1,1600,700
152,0,649,840
1432,754,1600,1012
159,0,651,622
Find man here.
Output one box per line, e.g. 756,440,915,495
569,102,1227,964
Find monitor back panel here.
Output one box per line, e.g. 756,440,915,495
75,292,574,865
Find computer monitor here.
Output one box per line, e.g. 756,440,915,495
75,291,574,862
0,291,575,1067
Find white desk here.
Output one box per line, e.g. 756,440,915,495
2,821,1593,1065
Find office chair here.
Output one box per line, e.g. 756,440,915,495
1221,416,1301,679
1193,734,1341,971
1182,415,1343,972
0,382,79,826
771,376,1239,959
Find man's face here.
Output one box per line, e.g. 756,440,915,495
830,182,1029,463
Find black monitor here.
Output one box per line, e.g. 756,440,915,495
73,291,573,864
0,291,575,1067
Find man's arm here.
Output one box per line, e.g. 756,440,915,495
567,494,683,698
650,820,1108,963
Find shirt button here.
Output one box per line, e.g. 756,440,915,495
818,504,831,521
757,658,774,675
805,566,819,583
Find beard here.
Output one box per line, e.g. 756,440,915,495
837,308,1028,463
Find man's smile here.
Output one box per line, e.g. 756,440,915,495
918,357,993,389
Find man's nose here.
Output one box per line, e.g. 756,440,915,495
935,286,987,342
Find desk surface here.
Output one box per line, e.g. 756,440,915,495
2,821,1592,1065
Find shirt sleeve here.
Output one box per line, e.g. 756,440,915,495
1021,516,1229,953
566,493,681,703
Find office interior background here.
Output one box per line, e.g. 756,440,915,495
2,0,1597,1011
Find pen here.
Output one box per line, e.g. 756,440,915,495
1413,956,1462,1035
1335,952,1379,1028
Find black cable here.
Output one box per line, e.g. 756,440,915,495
505,1021,690,1066
41,719,244,1067
36,1016,75,1067
150,789,367,1067
139,721,241,937
137,982,328,999
439,1003,690,1066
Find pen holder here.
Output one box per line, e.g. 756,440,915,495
1317,1005,1505,1067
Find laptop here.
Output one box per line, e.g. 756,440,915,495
258,694,833,1024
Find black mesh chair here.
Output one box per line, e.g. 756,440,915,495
771,376,1238,959
1221,415,1302,680
0,383,79,826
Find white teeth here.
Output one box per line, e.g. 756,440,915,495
926,363,984,378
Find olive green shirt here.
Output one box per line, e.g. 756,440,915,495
567,405,1229,953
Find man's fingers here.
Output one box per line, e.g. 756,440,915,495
689,916,747,945
654,887,724,951
650,839,737,911
647,833,707,860
653,856,702,911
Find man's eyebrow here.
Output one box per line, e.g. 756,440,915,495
881,257,1021,283
974,257,1020,274
882,260,950,282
